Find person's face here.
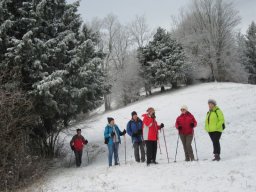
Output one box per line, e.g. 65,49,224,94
77,131,81,136
208,103,215,110
110,120,115,125
149,111,155,116
181,108,187,114
132,114,138,120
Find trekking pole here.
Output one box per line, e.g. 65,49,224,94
124,135,127,164
87,150,89,165
174,134,180,163
69,150,73,167
162,128,170,163
193,132,199,161
158,139,162,154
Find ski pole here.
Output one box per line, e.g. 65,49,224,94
174,134,180,162
124,135,127,164
193,132,199,161
69,150,73,167
162,128,170,163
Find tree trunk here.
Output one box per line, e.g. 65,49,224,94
104,94,111,111
161,86,165,92
172,82,178,89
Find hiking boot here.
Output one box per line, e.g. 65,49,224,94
212,154,220,161
152,161,158,164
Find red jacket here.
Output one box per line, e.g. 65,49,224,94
175,112,197,135
142,114,160,141
70,135,87,151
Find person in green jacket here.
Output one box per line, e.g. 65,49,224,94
205,99,225,161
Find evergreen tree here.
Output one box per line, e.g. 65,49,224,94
245,21,256,84
0,0,37,88
0,0,108,156
138,27,186,92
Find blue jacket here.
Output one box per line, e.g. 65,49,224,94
104,124,122,145
127,119,143,143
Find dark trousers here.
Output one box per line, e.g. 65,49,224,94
74,150,83,167
133,142,146,162
146,140,157,164
209,132,222,155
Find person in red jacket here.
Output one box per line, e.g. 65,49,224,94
142,107,164,166
175,105,197,161
70,129,88,167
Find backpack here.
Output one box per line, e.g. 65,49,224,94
104,127,110,144
207,109,225,130
214,109,225,130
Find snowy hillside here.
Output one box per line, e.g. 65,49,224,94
23,83,256,192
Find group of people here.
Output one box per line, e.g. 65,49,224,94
70,99,225,167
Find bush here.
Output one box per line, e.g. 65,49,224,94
0,90,45,191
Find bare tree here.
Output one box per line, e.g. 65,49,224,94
112,25,131,70
92,14,121,111
129,15,151,48
173,0,242,82
88,14,151,108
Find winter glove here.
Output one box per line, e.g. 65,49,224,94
132,132,138,137
160,123,164,128
122,129,127,135
178,126,182,130
111,132,115,137
151,113,156,118
190,123,194,128
84,140,88,144
137,129,142,135
71,145,75,151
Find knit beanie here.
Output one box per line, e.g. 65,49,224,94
208,99,217,106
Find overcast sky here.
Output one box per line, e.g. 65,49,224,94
67,0,256,33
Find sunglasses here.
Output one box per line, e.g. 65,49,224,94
181,109,186,111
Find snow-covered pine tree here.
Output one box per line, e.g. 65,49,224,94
138,27,186,92
0,0,38,89
1,0,108,156
245,21,256,84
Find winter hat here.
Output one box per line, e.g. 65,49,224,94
131,111,137,117
107,117,114,124
147,107,155,113
208,99,217,106
181,105,188,111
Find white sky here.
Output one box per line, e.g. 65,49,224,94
67,0,256,33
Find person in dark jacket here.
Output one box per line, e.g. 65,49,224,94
127,111,145,163
175,105,197,161
70,129,88,167
104,117,126,167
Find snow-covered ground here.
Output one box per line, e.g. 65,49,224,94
23,83,256,192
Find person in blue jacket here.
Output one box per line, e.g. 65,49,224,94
104,117,126,167
127,111,145,163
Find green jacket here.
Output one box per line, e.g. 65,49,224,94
205,106,225,133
